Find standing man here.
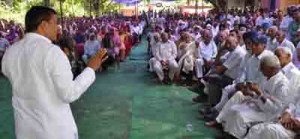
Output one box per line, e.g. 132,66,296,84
1,6,107,139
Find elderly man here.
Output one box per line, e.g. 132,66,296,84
266,26,278,52
245,97,300,139
256,9,272,27
205,34,273,126
204,36,246,106
216,55,289,139
149,33,161,72
177,33,197,85
276,30,296,53
201,32,256,118
244,47,300,139
195,30,218,80
153,32,178,84
82,33,101,64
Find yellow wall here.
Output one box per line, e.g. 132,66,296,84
280,0,300,12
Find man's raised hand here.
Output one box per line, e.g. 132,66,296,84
87,48,108,71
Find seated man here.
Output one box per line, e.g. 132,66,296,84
82,33,101,64
266,26,278,52
153,32,178,84
195,29,218,81
177,33,197,85
213,55,289,139
276,30,296,53
203,36,246,106
244,48,300,139
202,34,272,116
149,33,161,72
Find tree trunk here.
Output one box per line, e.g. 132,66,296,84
94,0,100,16
44,0,50,7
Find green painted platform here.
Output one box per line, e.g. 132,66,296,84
0,38,217,139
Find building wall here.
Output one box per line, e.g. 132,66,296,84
261,0,300,12
280,0,300,11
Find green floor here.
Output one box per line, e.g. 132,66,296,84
0,38,217,139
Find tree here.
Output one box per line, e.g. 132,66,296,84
44,0,50,7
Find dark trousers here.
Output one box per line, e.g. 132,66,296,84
206,74,233,106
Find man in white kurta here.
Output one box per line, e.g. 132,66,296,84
245,99,300,139
177,33,197,74
153,32,178,82
195,30,218,79
215,55,289,139
276,30,296,53
204,37,246,106
1,6,107,139
266,26,278,52
244,47,300,139
149,33,161,72
211,34,253,113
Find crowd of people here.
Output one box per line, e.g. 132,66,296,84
0,15,146,76
1,4,300,139
147,6,300,139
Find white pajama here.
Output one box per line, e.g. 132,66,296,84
153,59,179,81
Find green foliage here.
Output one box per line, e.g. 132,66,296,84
0,0,122,24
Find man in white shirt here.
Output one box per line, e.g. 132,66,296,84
266,26,278,52
149,33,161,72
205,34,274,128
177,33,197,85
204,36,246,106
216,55,289,139
200,32,256,115
1,6,107,139
245,47,300,139
276,30,296,53
153,32,178,84
256,10,272,27
82,33,101,64
195,30,218,80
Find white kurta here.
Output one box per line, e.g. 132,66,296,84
195,41,218,78
216,72,289,139
149,42,161,72
266,38,278,52
177,41,197,73
2,33,96,139
244,64,300,139
214,52,251,112
154,40,178,81
245,50,273,85
278,39,296,53
223,46,247,80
